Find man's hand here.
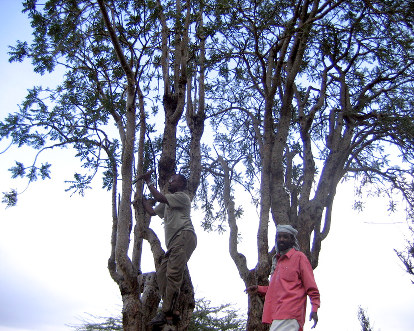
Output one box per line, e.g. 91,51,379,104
146,198,157,206
142,198,157,216
309,311,318,329
244,285,258,294
134,170,154,184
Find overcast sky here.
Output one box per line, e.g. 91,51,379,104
1,2,414,331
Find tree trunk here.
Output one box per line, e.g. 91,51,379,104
246,292,269,331
245,269,269,331
140,272,161,330
118,269,194,331
121,291,144,331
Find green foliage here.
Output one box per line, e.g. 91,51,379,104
2,189,17,208
9,161,51,181
65,173,93,196
1,0,164,203
198,0,414,233
69,314,123,331
358,306,375,331
188,298,246,331
69,298,246,331
9,161,25,178
395,226,414,284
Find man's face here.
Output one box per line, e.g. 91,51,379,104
168,175,182,193
276,232,294,252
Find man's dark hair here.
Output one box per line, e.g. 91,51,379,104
177,174,188,190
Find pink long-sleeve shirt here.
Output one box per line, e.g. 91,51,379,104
257,248,320,330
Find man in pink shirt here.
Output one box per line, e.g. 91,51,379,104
246,225,320,331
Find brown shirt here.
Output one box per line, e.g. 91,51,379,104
154,191,195,248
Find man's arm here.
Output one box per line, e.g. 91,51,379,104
147,181,168,204
300,255,320,328
137,170,168,204
143,198,157,216
245,285,268,295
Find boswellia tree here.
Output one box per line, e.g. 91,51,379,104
200,0,414,328
2,0,209,329
1,1,414,330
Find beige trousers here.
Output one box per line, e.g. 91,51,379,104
270,319,300,331
157,230,197,313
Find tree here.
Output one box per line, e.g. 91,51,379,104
2,1,414,331
196,0,414,328
2,0,210,330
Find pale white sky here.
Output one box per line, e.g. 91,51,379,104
1,2,414,331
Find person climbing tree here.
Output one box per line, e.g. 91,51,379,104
138,170,197,329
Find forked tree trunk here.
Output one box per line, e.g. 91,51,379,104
119,269,194,330
99,0,203,327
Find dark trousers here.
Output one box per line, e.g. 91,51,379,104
157,230,197,313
